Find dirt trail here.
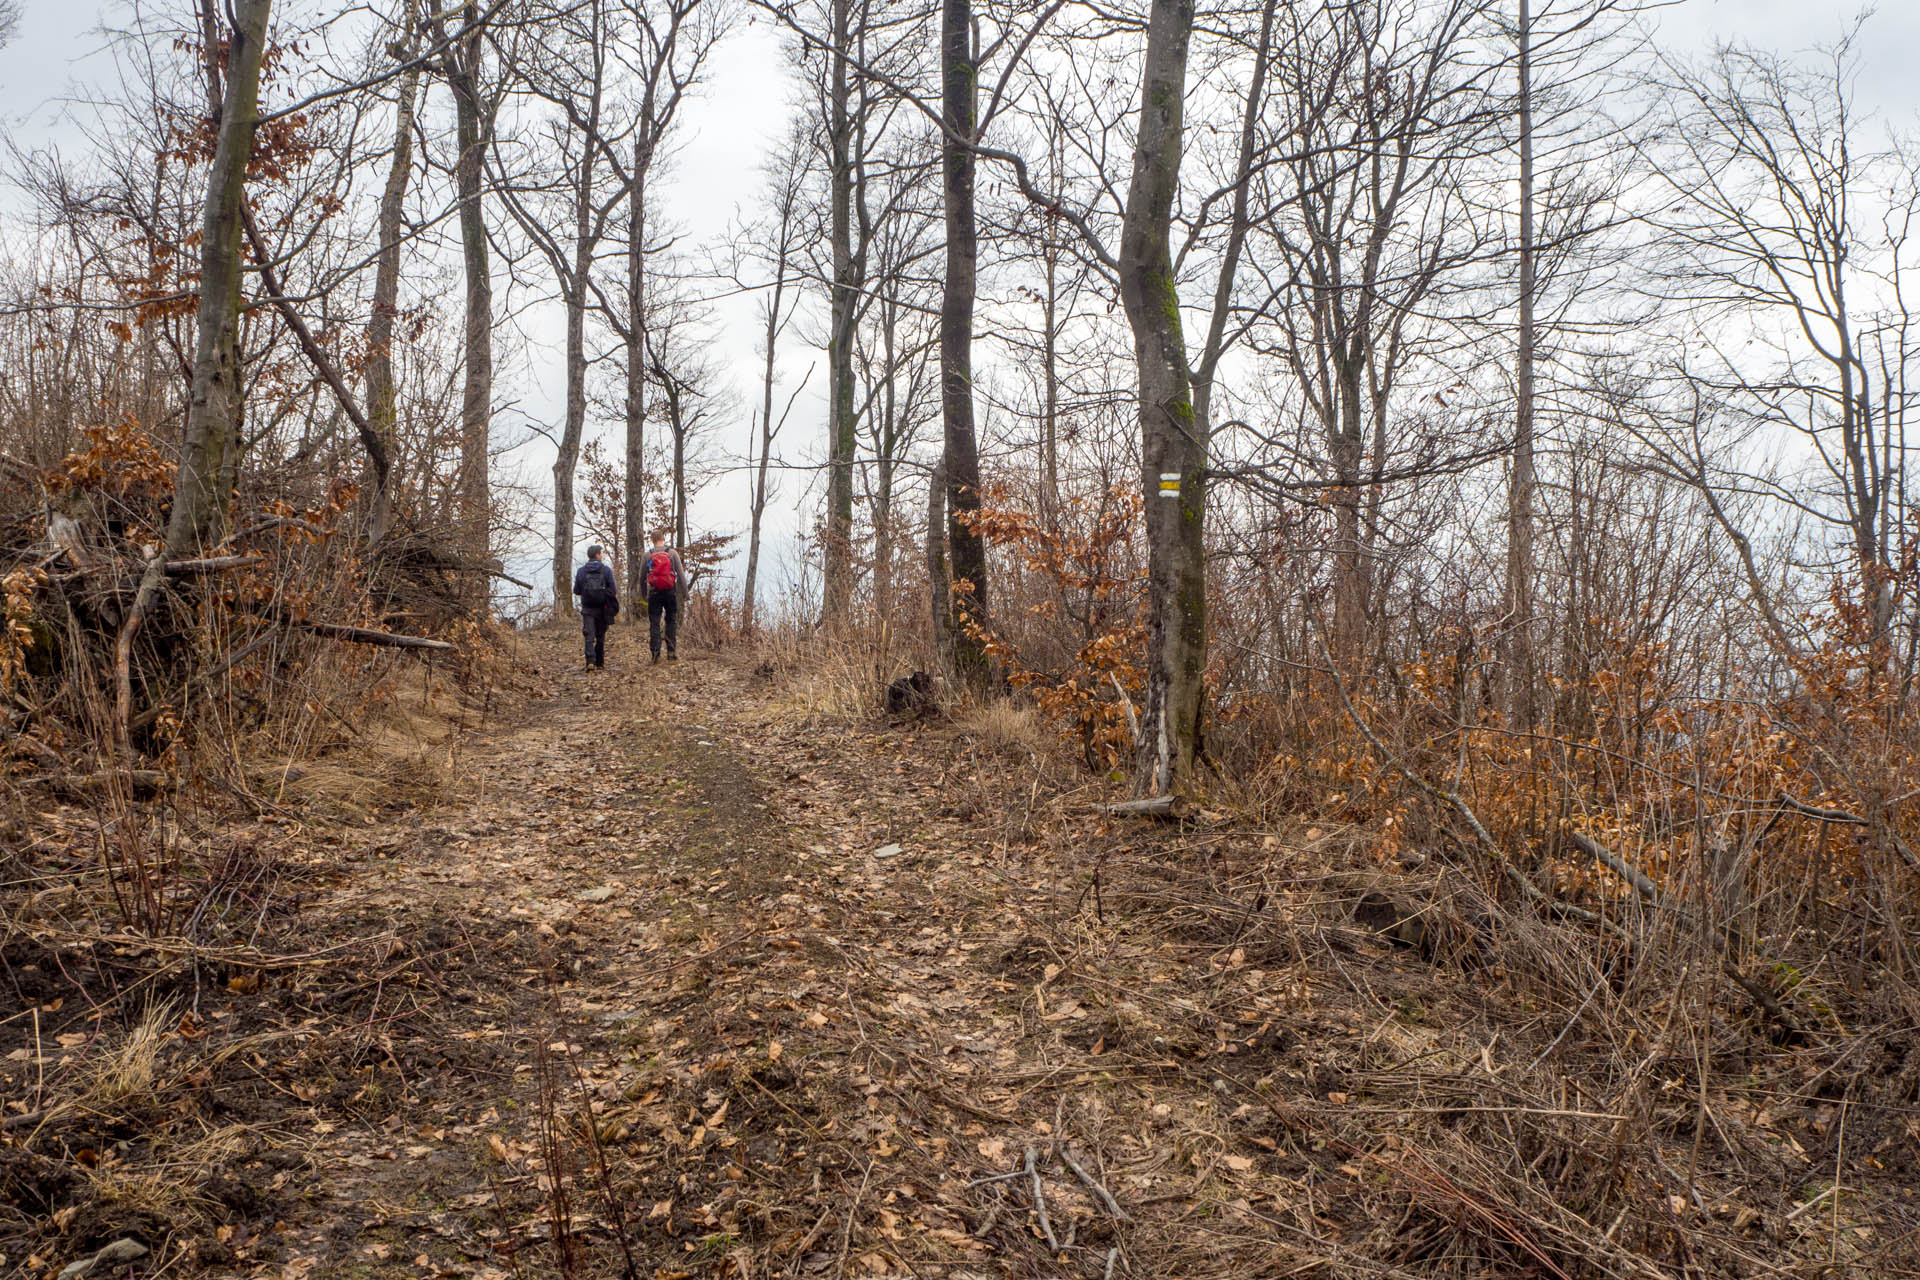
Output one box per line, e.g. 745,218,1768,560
253,627,1240,1280
13,627,1886,1279
245,629,1091,1279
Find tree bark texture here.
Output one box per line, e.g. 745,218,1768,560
926,458,953,672
551,3,606,616
1504,0,1538,727
365,0,420,546
1117,0,1205,798
443,3,493,579
165,0,272,556
941,0,990,686
624,138,650,599
822,0,859,623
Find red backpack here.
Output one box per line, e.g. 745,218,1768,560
646,549,677,591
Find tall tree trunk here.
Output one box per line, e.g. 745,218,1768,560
1331,358,1367,666
130,0,270,748
1504,0,1538,727
442,2,493,581
744,263,788,636
743,403,772,634
166,0,272,556
941,0,990,686
672,406,688,556
1040,241,1060,532
552,240,591,615
874,322,898,617
1118,0,1203,798
365,0,419,546
624,138,650,599
549,0,606,618
822,0,858,624
926,459,952,671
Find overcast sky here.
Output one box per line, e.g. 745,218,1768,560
1,1,1915,607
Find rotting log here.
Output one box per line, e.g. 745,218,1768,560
1106,794,1191,820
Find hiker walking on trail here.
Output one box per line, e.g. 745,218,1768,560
573,545,619,669
643,530,684,664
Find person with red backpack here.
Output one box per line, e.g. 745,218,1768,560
642,530,684,664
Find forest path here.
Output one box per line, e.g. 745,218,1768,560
257,626,1181,1280
50,624,1852,1280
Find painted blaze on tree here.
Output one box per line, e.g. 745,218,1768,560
1118,0,1206,798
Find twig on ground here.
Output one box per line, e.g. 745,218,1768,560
834,1161,874,1280
1025,1145,1060,1252
971,1184,1005,1239
1059,1145,1133,1222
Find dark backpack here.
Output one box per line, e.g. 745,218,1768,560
646,550,677,591
579,564,615,611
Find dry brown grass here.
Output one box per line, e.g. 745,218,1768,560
954,699,1048,757
745,624,896,727
75,1004,172,1117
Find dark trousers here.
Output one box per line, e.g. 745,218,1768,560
647,588,678,658
581,608,611,667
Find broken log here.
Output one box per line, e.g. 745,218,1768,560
1105,794,1191,820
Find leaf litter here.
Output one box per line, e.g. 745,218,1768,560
4,626,1913,1278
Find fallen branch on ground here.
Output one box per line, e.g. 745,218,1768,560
293,621,455,651
1568,831,1813,1042
1566,831,1660,903
1060,1145,1132,1222
1025,1146,1060,1252
1106,794,1190,820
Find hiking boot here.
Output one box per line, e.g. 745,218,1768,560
667,651,678,662
651,653,661,665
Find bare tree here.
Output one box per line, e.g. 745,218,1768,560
365,0,424,544
1645,32,1915,657
821,0,864,622
740,125,812,635
165,0,273,556
491,0,638,613
1242,0,1505,668
428,2,497,575
599,0,723,599
940,0,989,684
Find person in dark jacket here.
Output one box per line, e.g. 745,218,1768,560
572,545,619,669
642,530,685,664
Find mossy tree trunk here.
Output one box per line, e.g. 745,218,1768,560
165,0,272,556
1117,0,1204,797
